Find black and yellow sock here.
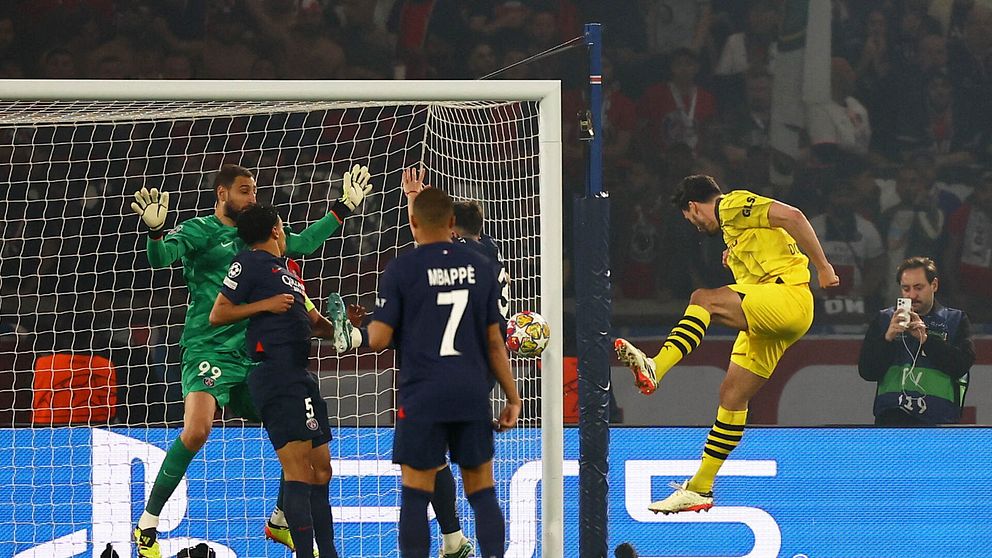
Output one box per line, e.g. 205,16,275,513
652,304,711,382
688,406,747,494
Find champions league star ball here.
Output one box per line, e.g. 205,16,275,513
505,311,551,358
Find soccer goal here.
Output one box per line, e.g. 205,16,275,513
0,80,563,558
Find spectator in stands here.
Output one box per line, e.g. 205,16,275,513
711,0,779,109
858,256,975,425
643,0,712,59
943,170,992,321
331,0,396,79
876,32,950,159
390,0,469,79
854,9,896,92
809,57,872,158
880,161,945,300
924,69,984,168
637,48,717,154
154,5,258,79
716,66,771,182
946,2,992,102
810,179,886,320
465,41,499,79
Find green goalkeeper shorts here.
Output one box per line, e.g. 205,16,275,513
180,350,259,420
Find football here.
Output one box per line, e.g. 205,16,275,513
506,311,551,357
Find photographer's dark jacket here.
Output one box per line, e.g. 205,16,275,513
858,302,975,424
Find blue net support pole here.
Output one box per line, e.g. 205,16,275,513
575,21,611,558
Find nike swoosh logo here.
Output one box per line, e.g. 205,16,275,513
220,241,233,247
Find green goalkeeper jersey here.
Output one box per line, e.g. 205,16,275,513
146,211,343,353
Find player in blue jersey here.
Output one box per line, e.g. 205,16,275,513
209,204,342,558
362,186,521,558
399,169,512,557
452,199,510,331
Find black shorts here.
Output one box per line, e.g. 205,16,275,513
248,360,330,451
392,418,494,470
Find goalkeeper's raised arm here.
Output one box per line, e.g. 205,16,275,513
132,163,375,268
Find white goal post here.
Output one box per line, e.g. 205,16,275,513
0,79,563,558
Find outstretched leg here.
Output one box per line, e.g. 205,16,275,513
616,287,746,394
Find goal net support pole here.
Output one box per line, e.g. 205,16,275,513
573,23,612,558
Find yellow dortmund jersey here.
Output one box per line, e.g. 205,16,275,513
717,190,810,285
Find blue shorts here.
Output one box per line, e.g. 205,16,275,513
248,359,330,451
392,418,494,470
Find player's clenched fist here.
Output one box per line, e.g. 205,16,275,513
130,187,170,232
496,398,521,431
262,294,294,314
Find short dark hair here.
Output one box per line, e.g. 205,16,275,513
671,175,722,210
214,164,254,193
237,203,280,246
412,187,454,228
896,256,938,284
452,200,484,236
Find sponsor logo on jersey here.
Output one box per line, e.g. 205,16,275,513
228,262,242,278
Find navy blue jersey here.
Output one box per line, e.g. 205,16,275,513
457,233,510,327
374,241,501,422
220,250,311,361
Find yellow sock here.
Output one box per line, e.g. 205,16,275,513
651,304,711,382
687,406,747,494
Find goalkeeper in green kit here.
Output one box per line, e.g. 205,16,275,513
129,163,371,558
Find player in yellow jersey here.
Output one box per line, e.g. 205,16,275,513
614,175,840,514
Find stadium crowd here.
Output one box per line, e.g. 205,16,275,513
2,0,991,327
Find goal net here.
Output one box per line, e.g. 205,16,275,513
0,80,562,558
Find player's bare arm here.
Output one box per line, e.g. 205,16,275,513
766,200,840,289
309,308,335,339
209,292,294,326
487,323,521,431
401,166,431,222
366,320,394,351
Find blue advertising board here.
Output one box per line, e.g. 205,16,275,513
1,427,990,557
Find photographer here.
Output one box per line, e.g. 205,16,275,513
858,257,975,425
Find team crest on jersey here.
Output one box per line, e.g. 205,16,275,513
306,417,319,431
202,377,215,387
228,262,242,278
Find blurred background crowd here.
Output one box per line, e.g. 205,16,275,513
2,0,991,330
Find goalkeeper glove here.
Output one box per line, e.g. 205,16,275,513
130,187,170,239
331,164,373,220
